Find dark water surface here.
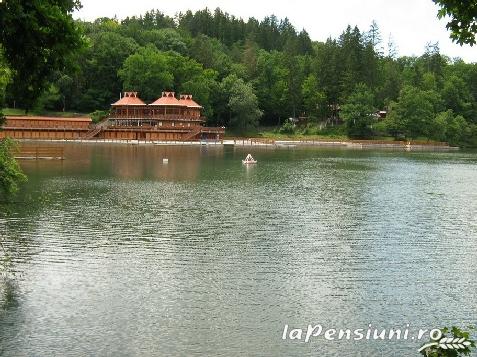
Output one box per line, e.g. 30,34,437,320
0,143,476,356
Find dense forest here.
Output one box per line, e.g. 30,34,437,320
1,7,477,146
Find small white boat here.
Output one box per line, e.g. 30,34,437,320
242,154,257,164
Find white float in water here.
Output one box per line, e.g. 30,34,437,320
242,154,257,164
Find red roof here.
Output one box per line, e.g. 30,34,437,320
150,92,183,106
112,92,146,106
179,94,202,108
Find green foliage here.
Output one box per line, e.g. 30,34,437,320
80,31,139,111
433,0,477,46
138,29,188,54
0,47,11,109
302,74,327,120
0,138,27,199
189,35,232,76
387,86,443,139
34,84,61,112
0,0,83,111
118,46,174,102
90,110,109,124
441,75,475,118
340,84,376,138
181,69,218,120
420,326,475,356
278,121,296,134
118,45,219,116
253,50,290,125
220,74,262,132
439,109,476,147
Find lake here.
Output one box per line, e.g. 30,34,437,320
1,143,476,356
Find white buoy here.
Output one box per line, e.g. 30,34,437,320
242,154,257,164
163,158,169,164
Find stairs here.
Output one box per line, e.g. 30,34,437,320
81,119,109,140
182,126,202,141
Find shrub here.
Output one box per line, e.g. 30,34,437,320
90,110,109,124
278,121,295,134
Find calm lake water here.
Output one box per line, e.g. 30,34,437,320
1,143,476,356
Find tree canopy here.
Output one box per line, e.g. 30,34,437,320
433,0,477,46
0,0,84,111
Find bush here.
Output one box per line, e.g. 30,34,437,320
0,138,27,198
298,123,320,135
90,110,109,124
317,123,347,137
278,121,296,134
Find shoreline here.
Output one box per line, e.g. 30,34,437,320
14,138,460,151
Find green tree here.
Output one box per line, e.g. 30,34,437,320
0,0,83,111
220,74,262,132
340,83,376,138
441,75,474,118
189,35,232,77
429,110,449,141
254,50,289,125
118,46,174,102
34,84,61,112
0,138,27,199
56,74,74,112
301,74,327,120
433,0,477,45
387,85,443,139
366,20,383,56
181,69,219,120
377,58,401,106
0,48,11,111
80,31,139,110
139,29,188,54
439,109,474,146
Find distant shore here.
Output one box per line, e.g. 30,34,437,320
15,138,459,151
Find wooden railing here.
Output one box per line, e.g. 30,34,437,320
80,119,110,140
109,114,205,121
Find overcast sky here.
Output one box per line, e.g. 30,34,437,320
73,0,476,63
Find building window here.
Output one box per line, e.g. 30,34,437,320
172,122,175,127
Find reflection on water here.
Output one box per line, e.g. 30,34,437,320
0,278,18,311
0,143,476,356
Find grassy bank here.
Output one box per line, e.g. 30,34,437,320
224,124,453,146
225,125,349,141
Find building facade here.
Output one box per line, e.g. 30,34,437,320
0,92,225,142
101,91,224,141
0,116,92,140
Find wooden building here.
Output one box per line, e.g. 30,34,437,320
0,91,225,142
0,116,92,140
102,91,224,141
